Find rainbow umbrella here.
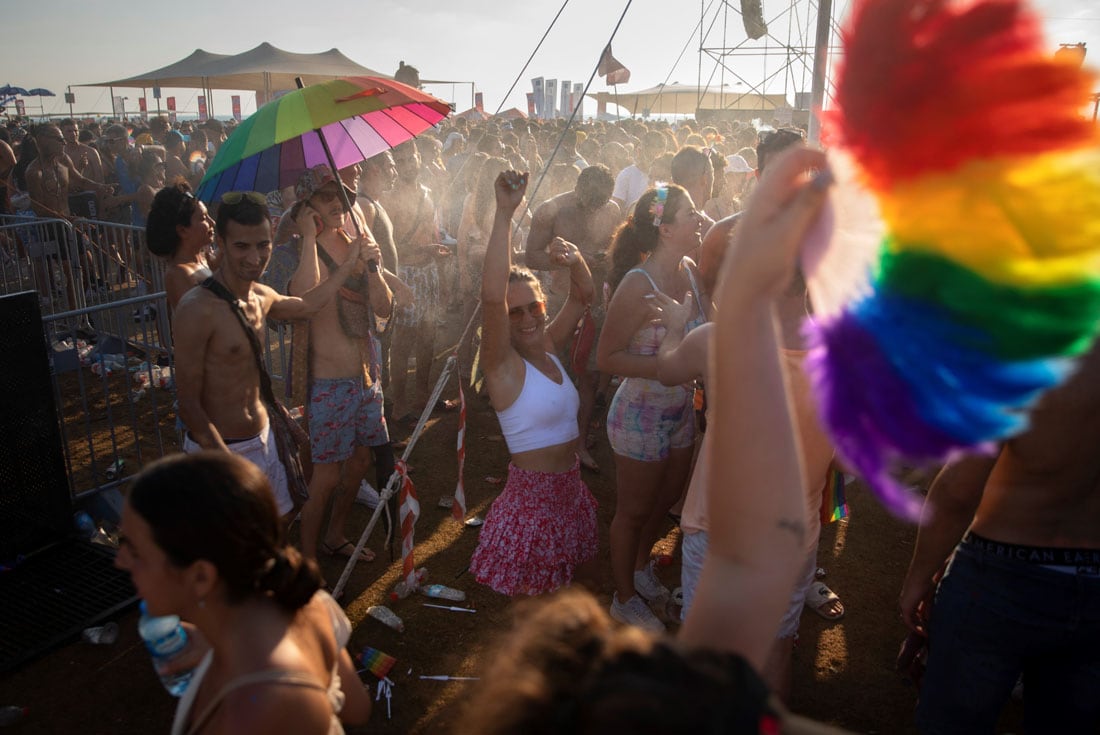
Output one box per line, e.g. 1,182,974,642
196,76,450,201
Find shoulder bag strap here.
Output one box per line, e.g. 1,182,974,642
200,277,279,409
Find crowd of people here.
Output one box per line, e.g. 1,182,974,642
4,108,1098,734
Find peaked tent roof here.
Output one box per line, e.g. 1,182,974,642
589,83,790,116
82,43,390,93
455,107,491,121
494,107,528,120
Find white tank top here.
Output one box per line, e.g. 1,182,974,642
496,353,580,454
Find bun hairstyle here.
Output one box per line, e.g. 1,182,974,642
128,452,322,612
146,182,198,257
458,589,780,735
607,184,690,293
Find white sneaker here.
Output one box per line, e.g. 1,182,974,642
610,593,666,633
633,561,670,602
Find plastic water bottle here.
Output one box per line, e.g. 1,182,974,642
137,601,195,696
365,605,405,632
419,584,466,602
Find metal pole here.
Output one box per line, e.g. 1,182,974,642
807,0,833,143
67,86,74,118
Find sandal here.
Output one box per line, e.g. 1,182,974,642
804,582,845,620
321,541,376,563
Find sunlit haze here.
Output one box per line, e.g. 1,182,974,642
3,0,1097,120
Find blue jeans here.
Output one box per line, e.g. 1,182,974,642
916,536,1100,734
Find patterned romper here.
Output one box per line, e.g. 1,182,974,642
606,267,706,461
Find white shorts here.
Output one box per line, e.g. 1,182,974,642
680,528,818,639
183,421,294,516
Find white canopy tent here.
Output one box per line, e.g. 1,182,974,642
81,43,393,108
590,82,790,117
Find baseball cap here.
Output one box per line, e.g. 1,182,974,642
725,154,754,173
295,164,354,202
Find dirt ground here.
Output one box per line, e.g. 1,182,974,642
2,320,1027,734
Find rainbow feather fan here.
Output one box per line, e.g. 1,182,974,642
805,0,1100,520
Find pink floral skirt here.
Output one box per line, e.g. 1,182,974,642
470,458,598,596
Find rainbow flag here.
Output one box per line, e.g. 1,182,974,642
358,646,397,679
820,465,850,525
806,0,1100,520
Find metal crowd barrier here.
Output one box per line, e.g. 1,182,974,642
1,213,294,502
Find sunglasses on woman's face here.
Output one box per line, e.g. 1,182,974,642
508,300,547,322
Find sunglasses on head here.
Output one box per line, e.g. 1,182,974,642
177,189,197,222
220,191,266,206
508,300,547,322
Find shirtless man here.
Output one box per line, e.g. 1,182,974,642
525,164,620,472
290,166,394,564
357,151,400,391
900,341,1100,733
26,124,112,304
173,191,365,521
59,119,104,184
382,141,450,423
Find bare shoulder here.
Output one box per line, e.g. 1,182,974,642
174,284,218,318
220,679,331,735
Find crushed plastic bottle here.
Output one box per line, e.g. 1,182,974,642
0,705,28,726
419,584,466,602
82,622,120,645
74,511,117,548
366,605,405,632
389,568,428,601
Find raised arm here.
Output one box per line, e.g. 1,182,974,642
545,237,594,353
679,145,832,669
480,171,529,395
288,203,323,297
269,237,365,322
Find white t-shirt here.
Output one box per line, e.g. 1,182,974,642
612,164,649,212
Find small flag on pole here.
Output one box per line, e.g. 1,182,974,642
598,45,631,86
358,647,397,679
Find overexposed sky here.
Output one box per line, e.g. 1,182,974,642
2,0,1097,119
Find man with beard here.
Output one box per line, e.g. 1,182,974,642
525,164,620,473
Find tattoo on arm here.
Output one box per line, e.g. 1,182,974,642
777,518,806,544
